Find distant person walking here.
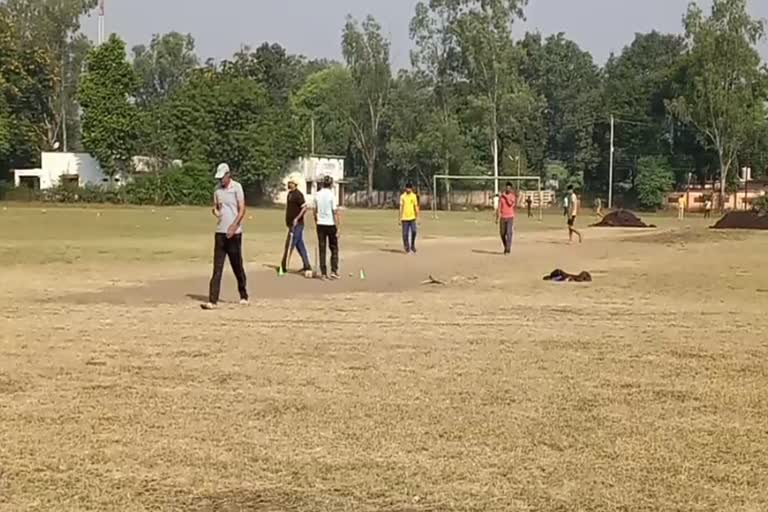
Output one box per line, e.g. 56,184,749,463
678,195,686,221
496,182,517,254
400,182,420,254
202,163,249,310
594,197,603,217
704,198,713,219
314,175,340,280
526,196,533,218
566,185,583,244
281,175,313,278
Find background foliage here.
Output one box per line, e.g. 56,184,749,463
0,0,766,206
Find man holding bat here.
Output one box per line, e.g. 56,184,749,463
281,175,313,278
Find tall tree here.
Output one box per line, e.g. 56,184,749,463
79,35,140,182
601,32,686,190
132,32,199,107
4,0,98,149
520,33,601,186
434,0,529,197
291,66,354,156
667,0,767,201
342,15,392,203
164,68,302,191
410,1,467,201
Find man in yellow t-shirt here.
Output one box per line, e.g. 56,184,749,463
678,195,686,220
400,182,420,254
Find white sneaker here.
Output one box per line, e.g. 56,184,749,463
304,270,314,279
200,302,217,310
239,299,250,306
330,272,341,280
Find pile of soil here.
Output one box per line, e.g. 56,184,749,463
592,209,655,228
712,211,768,230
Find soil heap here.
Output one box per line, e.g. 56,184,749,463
592,209,655,228
712,211,768,230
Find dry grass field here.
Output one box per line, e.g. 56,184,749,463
1,204,767,511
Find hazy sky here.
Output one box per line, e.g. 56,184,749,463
83,0,768,66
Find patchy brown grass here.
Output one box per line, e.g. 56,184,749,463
1,206,767,511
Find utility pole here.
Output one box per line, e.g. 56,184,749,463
61,41,68,152
98,0,105,45
608,114,615,209
492,137,499,208
310,115,315,155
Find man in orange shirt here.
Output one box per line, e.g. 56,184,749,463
496,182,516,254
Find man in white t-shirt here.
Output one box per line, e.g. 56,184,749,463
314,175,341,280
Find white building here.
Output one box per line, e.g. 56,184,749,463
13,153,174,190
13,152,120,190
273,155,346,206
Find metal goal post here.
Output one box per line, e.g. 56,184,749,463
431,175,544,220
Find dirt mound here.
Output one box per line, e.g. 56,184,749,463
712,211,768,230
592,210,655,228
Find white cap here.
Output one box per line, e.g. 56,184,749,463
214,163,230,179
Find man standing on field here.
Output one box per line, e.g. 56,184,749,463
202,163,249,310
281,175,313,278
400,182,419,254
496,182,516,254
314,175,340,280
566,185,583,244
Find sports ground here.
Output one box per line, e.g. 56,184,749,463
1,205,767,511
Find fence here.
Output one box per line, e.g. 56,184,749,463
344,189,556,209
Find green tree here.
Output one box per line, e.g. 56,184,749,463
132,32,199,107
342,15,392,203
79,34,140,182
602,32,686,190
433,0,529,197
291,66,353,156
667,0,768,202
164,69,302,191
520,32,601,185
635,156,675,210
4,0,98,149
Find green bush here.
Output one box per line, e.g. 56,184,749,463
635,156,675,210
124,162,212,206
753,195,768,214
2,162,215,206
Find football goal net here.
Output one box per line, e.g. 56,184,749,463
431,175,544,220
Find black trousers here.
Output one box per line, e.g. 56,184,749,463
316,225,339,275
209,233,248,304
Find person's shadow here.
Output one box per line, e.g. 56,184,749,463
471,249,503,256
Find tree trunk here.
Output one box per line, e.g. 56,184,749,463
719,148,727,211
366,158,375,208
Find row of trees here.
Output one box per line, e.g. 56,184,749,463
1,0,767,207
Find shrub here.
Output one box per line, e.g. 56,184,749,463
124,162,212,206
635,156,675,210
753,195,768,214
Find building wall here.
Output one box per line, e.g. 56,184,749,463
273,156,345,205
14,152,121,190
668,185,768,212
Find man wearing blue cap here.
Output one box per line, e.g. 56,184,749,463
201,163,249,310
